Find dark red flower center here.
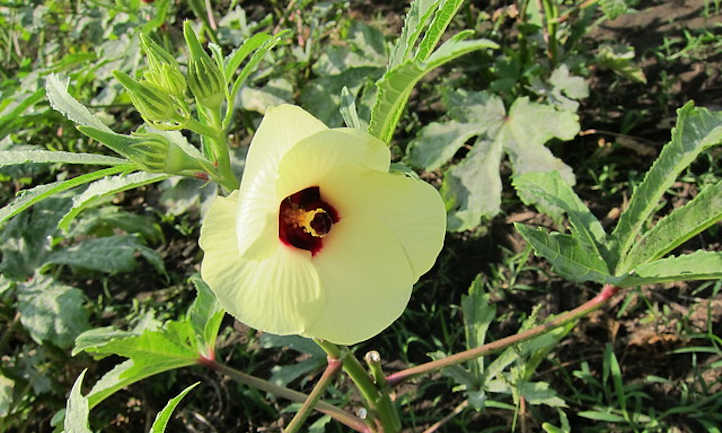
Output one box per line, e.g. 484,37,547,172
278,186,339,255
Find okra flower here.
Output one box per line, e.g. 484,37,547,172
199,105,446,345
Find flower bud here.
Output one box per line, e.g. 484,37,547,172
139,34,187,98
129,132,204,174
140,33,176,71
114,71,189,129
144,63,187,99
183,21,225,109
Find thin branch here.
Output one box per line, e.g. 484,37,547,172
201,358,371,433
385,285,621,386
284,356,343,433
204,0,217,31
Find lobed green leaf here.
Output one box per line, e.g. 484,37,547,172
442,138,504,231
406,121,482,171
83,322,198,408
45,234,166,276
17,275,90,349
610,102,722,271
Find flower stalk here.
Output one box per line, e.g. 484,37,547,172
385,284,621,386
315,340,401,433
283,355,344,433
201,357,370,433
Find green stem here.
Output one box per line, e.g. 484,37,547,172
541,0,559,63
315,340,400,433
184,117,220,140
185,113,239,191
385,284,621,386
202,358,370,433
284,356,343,433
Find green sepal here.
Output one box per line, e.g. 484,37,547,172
114,71,189,129
78,126,204,175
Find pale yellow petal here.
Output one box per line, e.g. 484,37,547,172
305,205,414,345
242,104,328,184
357,170,447,279
236,105,328,258
200,192,324,334
199,190,240,256
302,166,445,344
276,128,390,200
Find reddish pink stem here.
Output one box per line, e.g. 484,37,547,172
385,285,620,386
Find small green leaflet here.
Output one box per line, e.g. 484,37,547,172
596,44,646,84
0,164,135,226
514,225,612,284
513,171,609,263
462,274,496,378
58,171,169,231
149,383,199,433
187,274,224,357
518,381,566,407
618,180,722,274
225,30,290,128
46,74,113,133
620,251,722,287
74,279,223,408
224,32,273,80
0,150,126,167
63,370,92,433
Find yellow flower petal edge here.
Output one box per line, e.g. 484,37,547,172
200,191,324,335
199,104,446,344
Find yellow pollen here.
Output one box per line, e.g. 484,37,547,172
300,208,330,237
